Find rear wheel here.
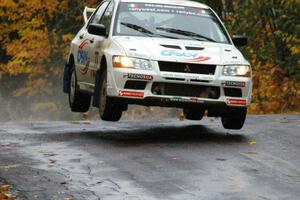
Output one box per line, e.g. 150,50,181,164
98,67,123,121
221,107,247,130
184,108,205,121
69,67,91,112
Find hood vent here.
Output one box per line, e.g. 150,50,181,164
160,44,181,49
185,46,205,51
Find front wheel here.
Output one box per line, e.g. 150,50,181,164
221,108,247,130
98,68,123,121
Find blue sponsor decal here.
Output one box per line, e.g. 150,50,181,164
77,49,88,65
161,50,198,58
161,50,210,62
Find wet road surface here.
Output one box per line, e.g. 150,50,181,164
0,115,299,200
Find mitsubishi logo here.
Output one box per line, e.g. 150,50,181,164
184,65,192,73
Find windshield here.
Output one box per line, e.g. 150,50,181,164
114,2,231,44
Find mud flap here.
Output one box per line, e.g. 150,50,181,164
92,71,100,108
63,62,70,94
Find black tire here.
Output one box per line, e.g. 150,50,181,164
221,108,247,130
68,67,91,113
98,67,123,121
184,108,205,120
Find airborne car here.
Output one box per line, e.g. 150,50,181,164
63,0,252,129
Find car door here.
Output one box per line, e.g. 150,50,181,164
76,1,110,85
86,1,115,86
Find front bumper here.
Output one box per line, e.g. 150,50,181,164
107,63,252,108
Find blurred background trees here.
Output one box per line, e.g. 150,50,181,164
0,0,299,121
202,0,300,114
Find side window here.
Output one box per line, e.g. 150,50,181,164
99,2,115,34
88,1,109,26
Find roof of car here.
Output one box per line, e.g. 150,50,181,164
115,0,210,9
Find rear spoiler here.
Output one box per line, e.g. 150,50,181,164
83,7,96,23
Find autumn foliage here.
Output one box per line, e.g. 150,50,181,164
0,0,299,121
0,184,12,200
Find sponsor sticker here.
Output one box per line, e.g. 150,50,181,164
170,97,204,103
222,81,246,88
226,98,247,106
129,4,139,8
197,9,207,14
77,39,91,65
77,49,88,65
124,73,153,81
79,39,90,49
122,3,211,18
119,91,144,98
160,50,210,62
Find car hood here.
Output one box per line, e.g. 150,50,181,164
113,36,249,65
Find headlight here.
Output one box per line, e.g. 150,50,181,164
222,65,251,77
112,56,152,70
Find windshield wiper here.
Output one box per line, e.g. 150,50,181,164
156,27,216,42
121,22,154,35
120,22,179,39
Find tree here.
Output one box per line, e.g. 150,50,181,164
0,0,98,120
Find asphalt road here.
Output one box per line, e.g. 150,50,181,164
0,115,299,200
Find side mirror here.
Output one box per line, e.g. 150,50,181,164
88,24,107,36
232,35,247,47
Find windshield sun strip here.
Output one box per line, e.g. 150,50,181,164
113,2,231,44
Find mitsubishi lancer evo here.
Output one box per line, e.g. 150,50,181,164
63,0,253,130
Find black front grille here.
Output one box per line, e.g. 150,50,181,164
158,61,216,75
152,82,220,99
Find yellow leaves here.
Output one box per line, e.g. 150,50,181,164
0,0,60,77
0,0,17,8
0,1,81,119
27,17,45,28
249,65,300,114
0,184,13,200
284,34,300,56
3,28,51,75
60,33,74,58
43,1,60,18
290,45,300,56
19,0,59,19
59,0,69,12
62,34,74,43
248,140,257,145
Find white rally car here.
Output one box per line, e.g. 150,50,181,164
63,0,252,129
